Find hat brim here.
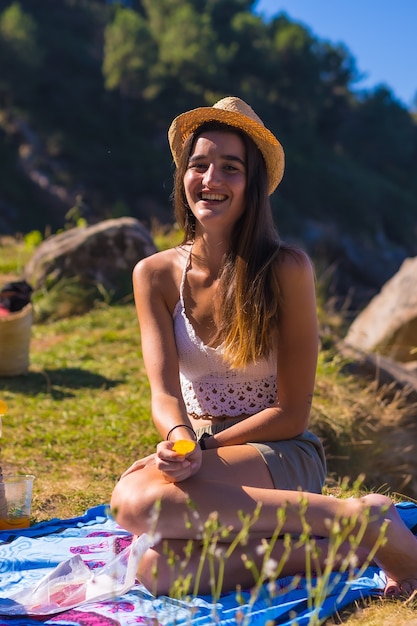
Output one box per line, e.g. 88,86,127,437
168,106,284,195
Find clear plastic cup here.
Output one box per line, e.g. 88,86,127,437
0,474,35,529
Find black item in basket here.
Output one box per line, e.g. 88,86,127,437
0,281,33,313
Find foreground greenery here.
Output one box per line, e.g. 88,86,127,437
1,238,417,624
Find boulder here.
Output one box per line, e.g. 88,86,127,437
24,217,157,296
344,256,417,363
336,264,417,500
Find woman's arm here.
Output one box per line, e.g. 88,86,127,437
133,251,190,436
205,248,319,448
132,250,202,480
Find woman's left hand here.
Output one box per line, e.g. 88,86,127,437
119,453,157,479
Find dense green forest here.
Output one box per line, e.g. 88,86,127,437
1,0,416,290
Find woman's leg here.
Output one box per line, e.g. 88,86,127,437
138,536,370,596
111,445,276,538
111,447,417,596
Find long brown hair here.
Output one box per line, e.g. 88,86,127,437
173,121,284,368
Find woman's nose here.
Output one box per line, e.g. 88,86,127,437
202,164,220,187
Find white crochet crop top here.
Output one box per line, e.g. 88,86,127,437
173,247,277,418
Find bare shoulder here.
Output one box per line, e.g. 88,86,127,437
134,245,188,281
274,247,317,331
133,244,190,311
275,246,315,284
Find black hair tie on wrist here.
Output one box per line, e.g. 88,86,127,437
198,433,211,450
166,424,196,441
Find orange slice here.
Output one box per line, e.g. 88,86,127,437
172,440,196,455
0,400,7,415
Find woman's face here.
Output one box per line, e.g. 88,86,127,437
184,130,246,235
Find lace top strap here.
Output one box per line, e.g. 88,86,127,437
179,243,193,308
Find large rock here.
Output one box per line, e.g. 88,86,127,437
344,256,417,363
24,217,157,295
340,260,417,499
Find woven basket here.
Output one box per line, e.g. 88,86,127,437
0,304,33,376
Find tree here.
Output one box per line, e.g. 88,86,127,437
0,1,40,65
0,2,43,107
142,0,217,88
102,6,157,99
315,41,358,146
345,86,415,177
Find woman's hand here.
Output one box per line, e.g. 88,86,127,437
120,453,157,479
155,439,202,483
119,441,203,483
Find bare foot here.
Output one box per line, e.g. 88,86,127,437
385,576,401,598
385,576,417,598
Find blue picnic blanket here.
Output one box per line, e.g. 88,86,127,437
0,502,416,625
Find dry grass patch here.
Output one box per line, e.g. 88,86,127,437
332,596,417,625
312,351,417,499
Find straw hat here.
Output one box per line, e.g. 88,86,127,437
168,96,285,195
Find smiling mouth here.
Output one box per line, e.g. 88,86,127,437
200,192,228,202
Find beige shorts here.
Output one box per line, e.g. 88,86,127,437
195,419,326,494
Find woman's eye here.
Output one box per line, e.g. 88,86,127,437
189,163,207,172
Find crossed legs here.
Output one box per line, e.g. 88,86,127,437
111,446,417,597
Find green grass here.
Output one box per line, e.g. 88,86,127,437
0,236,32,275
1,234,416,624
0,303,158,519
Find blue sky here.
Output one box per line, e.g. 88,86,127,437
253,0,417,109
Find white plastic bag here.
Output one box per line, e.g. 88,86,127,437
0,533,153,615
